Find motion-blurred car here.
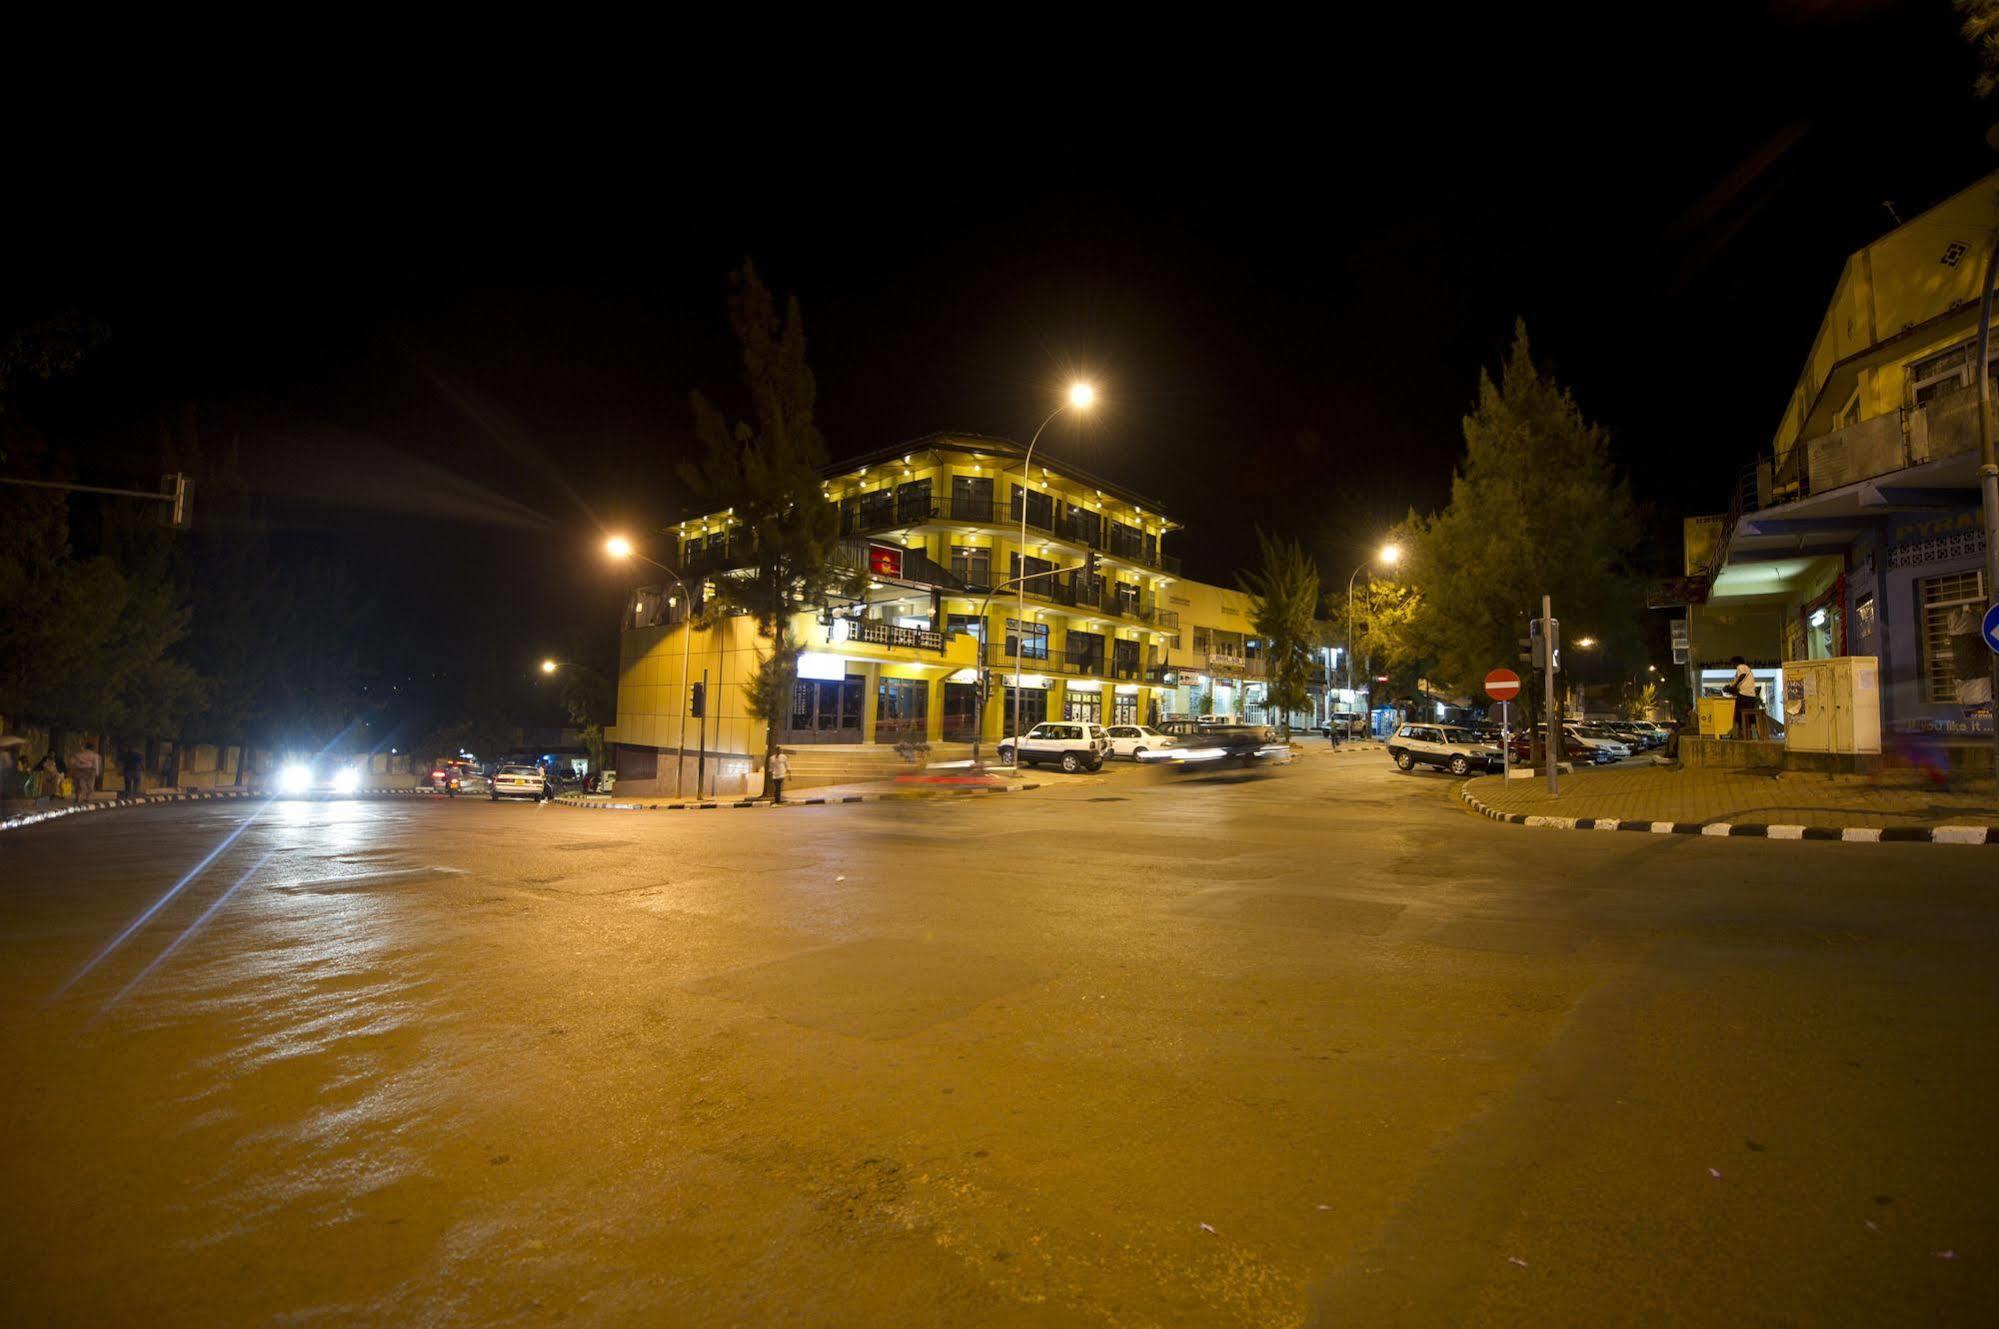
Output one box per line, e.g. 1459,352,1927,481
426,759,489,794
1137,724,1289,770
274,757,369,798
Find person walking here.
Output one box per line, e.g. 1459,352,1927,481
767,747,790,804
68,740,102,802
120,746,143,799
36,751,61,801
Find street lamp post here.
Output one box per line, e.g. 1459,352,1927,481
605,535,697,798
1345,542,1401,734
1007,382,1096,756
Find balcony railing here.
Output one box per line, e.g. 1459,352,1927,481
1745,397,1986,515
844,618,946,653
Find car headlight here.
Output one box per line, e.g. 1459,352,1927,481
278,764,311,796
331,768,361,795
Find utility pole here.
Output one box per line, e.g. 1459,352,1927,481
1543,595,1560,795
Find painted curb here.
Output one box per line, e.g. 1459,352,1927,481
1457,783,1999,846
554,782,1045,812
0,787,446,835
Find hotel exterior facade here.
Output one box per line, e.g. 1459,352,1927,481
606,432,1327,793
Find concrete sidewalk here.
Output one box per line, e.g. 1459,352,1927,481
1463,762,1999,831
558,775,1041,811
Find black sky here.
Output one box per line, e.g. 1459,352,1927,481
8,4,1992,699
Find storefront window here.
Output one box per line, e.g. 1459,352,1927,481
1065,692,1102,724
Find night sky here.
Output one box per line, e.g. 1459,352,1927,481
8,4,1991,715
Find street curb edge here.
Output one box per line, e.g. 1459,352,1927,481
1456,783,1998,846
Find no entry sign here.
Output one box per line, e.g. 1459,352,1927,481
1484,668,1522,701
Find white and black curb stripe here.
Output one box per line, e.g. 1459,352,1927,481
0,787,447,834
1458,784,1998,846
555,782,1044,812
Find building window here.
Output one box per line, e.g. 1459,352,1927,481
1006,618,1048,661
951,546,991,588
1011,484,1054,532
897,479,932,524
859,488,896,531
1109,520,1144,559
1112,637,1140,679
1919,570,1985,702
1002,686,1047,736
1193,627,1212,655
875,677,930,744
1910,340,1997,408
1065,692,1102,723
1066,629,1105,674
946,613,985,642
1009,552,1055,596
1112,693,1138,724
951,475,993,521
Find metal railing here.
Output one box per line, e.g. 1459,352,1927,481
845,619,946,652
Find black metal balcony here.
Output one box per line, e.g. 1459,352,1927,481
845,618,946,653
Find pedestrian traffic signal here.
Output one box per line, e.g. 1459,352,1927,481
689,681,705,718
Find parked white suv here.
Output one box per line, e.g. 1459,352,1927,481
998,722,1109,772
1387,724,1505,776
1103,724,1181,760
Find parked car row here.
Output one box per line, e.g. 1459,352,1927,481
1395,717,1671,776
998,721,1290,773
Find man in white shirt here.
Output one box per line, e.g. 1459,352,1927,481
1729,658,1766,740
68,740,102,800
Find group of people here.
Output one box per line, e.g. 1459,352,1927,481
4,741,152,803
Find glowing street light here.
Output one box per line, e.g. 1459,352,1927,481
1577,636,1598,649
1002,382,1098,759
1345,540,1403,701
540,659,559,674
603,534,697,797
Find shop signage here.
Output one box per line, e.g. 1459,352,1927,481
867,543,904,578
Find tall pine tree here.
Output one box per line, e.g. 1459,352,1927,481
680,262,849,797
1400,322,1640,718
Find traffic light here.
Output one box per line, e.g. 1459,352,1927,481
162,472,192,529
1083,549,1099,579
689,681,705,718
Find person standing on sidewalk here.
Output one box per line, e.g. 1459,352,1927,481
767,747,790,803
1729,658,1766,741
68,741,102,801
119,747,143,799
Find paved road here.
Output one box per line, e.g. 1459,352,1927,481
2,753,1995,1326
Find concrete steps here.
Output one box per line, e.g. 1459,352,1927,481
780,742,978,789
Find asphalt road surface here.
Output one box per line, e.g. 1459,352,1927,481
3,753,1995,1326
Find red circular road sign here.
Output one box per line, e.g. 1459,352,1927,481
1484,668,1522,701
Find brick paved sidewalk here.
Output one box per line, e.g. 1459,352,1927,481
1463,763,1999,831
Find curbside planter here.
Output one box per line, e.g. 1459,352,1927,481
1458,782,1998,846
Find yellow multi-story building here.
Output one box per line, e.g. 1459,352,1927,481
607,433,1196,793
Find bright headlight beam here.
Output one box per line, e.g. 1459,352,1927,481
331,768,360,795
278,764,311,796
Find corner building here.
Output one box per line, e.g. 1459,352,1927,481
608,433,1201,794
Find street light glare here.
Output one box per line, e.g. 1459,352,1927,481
540,659,558,674
1378,542,1402,566
1578,636,1598,648
605,535,634,559
1068,381,1096,409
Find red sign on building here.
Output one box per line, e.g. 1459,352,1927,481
867,543,904,578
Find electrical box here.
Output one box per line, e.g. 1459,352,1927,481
1780,656,1881,754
